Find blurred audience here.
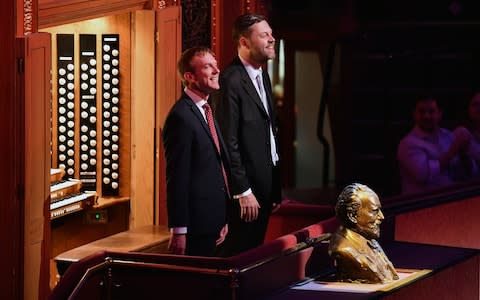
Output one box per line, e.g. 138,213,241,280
397,96,473,194
453,92,480,176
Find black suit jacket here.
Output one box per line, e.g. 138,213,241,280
215,57,281,206
162,93,229,235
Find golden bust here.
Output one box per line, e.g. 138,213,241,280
328,183,399,284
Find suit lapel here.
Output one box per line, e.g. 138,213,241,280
234,58,270,118
184,95,224,160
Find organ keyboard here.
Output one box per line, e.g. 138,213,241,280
51,179,82,201
50,192,96,219
50,168,65,183
50,169,97,220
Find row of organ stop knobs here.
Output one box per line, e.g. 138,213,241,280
56,34,120,195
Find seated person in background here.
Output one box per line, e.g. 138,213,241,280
397,96,472,195
329,183,398,284
454,92,480,175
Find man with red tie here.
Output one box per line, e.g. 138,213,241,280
162,47,229,256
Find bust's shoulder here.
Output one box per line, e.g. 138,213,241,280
329,230,357,253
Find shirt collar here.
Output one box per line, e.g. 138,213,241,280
185,87,208,107
412,126,439,141
238,55,263,82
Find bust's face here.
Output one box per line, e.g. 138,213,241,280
354,191,384,240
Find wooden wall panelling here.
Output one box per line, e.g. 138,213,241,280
50,201,130,286
18,32,52,300
38,0,151,28
130,9,156,227
395,195,480,249
155,6,181,226
1,0,21,298
211,0,241,68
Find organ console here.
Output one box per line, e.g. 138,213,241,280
50,168,96,220
41,5,181,291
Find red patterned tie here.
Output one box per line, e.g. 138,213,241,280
203,103,230,198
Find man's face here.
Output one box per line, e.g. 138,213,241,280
354,191,384,240
414,99,442,133
186,52,220,95
244,20,276,64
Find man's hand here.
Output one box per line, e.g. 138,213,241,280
216,224,229,245
440,127,472,170
167,233,186,255
452,127,472,153
239,193,260,222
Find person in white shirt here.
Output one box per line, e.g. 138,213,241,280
397,96,472,194
215,14,281,256
163,47,229,256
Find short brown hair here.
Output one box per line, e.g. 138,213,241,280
232,13,267,46
177,47,215,85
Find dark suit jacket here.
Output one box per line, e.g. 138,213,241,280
162,93,229,235
215,57,281,206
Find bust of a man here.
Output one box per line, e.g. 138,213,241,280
328,183,399,284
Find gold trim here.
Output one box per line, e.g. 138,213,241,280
378,269,432,292
24,0,34,35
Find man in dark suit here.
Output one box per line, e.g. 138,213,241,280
215,14,281,256
163,47,229,256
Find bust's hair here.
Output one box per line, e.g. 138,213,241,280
335,183,372,227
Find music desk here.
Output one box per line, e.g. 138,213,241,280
55,225,170,275
268,241,480,300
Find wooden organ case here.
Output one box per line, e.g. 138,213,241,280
36,0,182,290
10,0,269,298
